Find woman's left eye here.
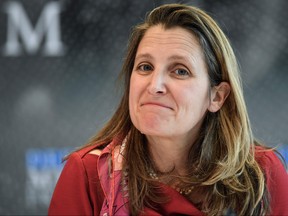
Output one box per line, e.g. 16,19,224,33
174,68,190,77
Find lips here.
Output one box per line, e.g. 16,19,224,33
140,102,173,110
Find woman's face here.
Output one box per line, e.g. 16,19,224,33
129,25,212,144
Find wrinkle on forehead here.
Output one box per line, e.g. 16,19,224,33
140,25,204,58
136,25,206,71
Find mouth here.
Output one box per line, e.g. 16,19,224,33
141,102,173,110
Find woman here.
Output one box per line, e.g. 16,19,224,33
48,4,288,215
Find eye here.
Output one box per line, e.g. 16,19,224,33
173,68,191,78
138,64,153,71
135,63,153,75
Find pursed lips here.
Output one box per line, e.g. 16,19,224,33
140,102,173,110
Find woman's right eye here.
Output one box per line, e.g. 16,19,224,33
138,64,153,72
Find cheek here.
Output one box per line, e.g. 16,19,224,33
179,85,210,115
129,73,147,105
129,84,135,114
129,75,138,103
129,75,140,121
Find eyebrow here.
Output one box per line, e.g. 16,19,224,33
135,53,197,71
168,55,197,72
135,53,154,62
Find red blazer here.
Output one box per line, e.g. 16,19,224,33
48,143,288,215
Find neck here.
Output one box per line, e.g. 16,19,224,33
146,135,194,175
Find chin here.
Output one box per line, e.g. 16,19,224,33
131,115,172,136
138,126,170,137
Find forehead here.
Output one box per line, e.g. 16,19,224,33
138,25,202,53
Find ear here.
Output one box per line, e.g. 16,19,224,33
208,82,230,113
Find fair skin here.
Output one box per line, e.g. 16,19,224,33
129,25,230,175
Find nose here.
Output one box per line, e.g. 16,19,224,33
147,70,167,95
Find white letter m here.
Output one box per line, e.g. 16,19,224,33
3,1,64,56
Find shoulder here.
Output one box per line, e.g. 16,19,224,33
254,146,288,211
65,137,122,177
254,146,288,193
49,145,105,215
65,145,102,178
66,144,103,166
72,144,102,158
254,146,286,172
